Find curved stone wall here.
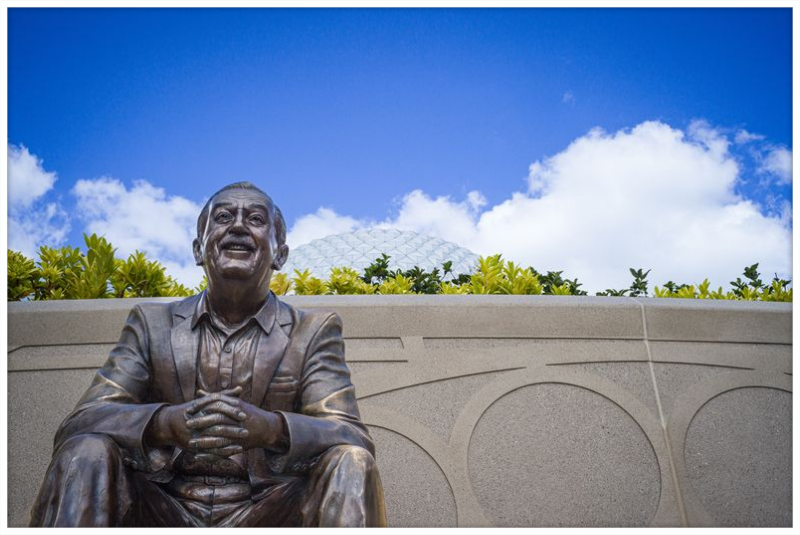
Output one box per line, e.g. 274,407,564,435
7,296,792,526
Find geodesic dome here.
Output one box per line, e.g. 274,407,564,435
281,228,479,280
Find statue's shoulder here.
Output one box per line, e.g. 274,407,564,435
133,294,200,327
274,296,342,339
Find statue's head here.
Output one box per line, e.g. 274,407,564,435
193,182,289,287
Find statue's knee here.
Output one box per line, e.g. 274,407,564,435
321,445,376,472
55,434,121,464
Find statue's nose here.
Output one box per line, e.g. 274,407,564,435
229,212,249,234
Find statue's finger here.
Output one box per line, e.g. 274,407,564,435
224,386,243,397
189,436,232,449
204,445,244,457
214,396,242,409
199,425,249,439
203,401,246,421
186,412,232,430
187,411,240,427
186,392,223,414
187,394,240,415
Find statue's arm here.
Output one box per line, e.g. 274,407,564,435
271,312,374,472
54,305,168,469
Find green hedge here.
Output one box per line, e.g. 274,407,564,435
7,234,792,302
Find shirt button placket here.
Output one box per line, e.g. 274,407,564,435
221,341,233,389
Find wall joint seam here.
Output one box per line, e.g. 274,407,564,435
630,297,688,527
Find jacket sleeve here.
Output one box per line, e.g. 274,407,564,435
54,304,169,472
271,312,374,473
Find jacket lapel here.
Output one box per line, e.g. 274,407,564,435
250,299,291,408
248,300,295,492
170,294,200,403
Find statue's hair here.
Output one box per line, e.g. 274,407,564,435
196,181,287,248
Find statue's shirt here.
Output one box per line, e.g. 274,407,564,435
173,291,277,481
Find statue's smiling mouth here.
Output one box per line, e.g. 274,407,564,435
221,241,256,254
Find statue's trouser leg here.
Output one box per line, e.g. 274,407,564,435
232,445,387,527
299,445,388,527
127,444,387,528
31,438,386,527
126,476,216,527
29,434,136,527
30,434,209,527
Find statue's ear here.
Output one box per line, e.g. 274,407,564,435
192,238,204,266
272,244,289,271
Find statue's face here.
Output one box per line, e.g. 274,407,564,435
194,189,283,283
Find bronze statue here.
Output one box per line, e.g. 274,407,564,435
30,182,387,527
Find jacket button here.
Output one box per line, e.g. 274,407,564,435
221,380,229,388
225,346,232,353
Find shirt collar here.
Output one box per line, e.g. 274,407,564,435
192,289,277,334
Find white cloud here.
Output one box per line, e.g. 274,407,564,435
7,144,70,257
8,202,70,259
734,129,765,144
758,146,792,185
8,144,57,208
72,177,205,288
286,120,791,293
562,91,575,105
466,190,487,211
376,189,485,247
479,121,789,291
286,207,365,249
687,119,730,160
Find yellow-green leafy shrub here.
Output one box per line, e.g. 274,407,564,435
652,264,791,303
8,234,194,301
328,267,376,295
8,250,38,301
269,272,292,295
8,240,791,302
378,273,414,294
292,269,328,295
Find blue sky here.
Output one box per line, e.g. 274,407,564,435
7,7,794,291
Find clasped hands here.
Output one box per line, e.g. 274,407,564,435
149,386,287,457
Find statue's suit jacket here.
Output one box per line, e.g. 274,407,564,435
54,291,373,495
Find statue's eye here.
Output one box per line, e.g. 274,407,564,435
215,212,232,223
250,214,266,225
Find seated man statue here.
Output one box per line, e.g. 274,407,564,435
30,182,387,527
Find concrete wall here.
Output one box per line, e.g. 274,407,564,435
7,296,792,527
